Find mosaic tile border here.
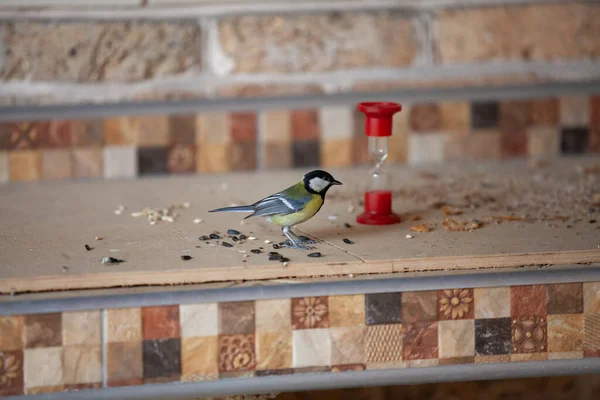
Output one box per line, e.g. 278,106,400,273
1,281,599,396
0,94,599,183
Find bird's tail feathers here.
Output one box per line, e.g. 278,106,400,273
208,205,254,213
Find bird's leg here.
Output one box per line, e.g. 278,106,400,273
281,226,315,250
288,228,318,245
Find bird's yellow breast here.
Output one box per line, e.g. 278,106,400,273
268,195,323,227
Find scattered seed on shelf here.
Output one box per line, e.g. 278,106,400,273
344,223,352,228
85,244,93,251
269,254,283,261
227,229,241,235
181,255,193,261
328,215,338,221
283,261,289,268
406,234,413,239
183,202,191,208
251,249,262,254
343,238,354,244
102,257,124,265
280,257,290,263
264,240,272,244
62,266,69,272
268,252,280,256
195,245,201,248
222,242,233,248
209,233,220,240
239,234,247,240
307,252,322,258
238,250,247,253
272,243,281,249
590,220,597,224
193,218,203,224
95,236,103,241
232,236,239,242
248,236,257,241
200,235,210,241
109,249,120,252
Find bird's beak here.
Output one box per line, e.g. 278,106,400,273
332,179,343,185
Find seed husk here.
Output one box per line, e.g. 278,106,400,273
181,255,193,261
307,252,322,258
239,234,247,240
268,251,280,256
84,244,93,251
209,233,220,240
272,243,281,249
227,229,241,235
343,238,354,244
344,223,352,228
200,235,210,241
101,257,124,265
250,249,261,254
221,242,233,248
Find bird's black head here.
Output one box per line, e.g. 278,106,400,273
303,170,342,195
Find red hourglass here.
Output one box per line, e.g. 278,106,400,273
356,102,402,225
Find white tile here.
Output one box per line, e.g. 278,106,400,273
408,133,446,165
180,303,218,337
24,347,63,388
292,329,331,368
255,299,291,333
474,287,511,319
103,146,137,179
438,320,475,359
0,151,8,183
319,106,353,140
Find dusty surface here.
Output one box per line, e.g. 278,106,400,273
0,157,599,294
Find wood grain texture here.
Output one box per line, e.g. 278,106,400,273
1,157,599,294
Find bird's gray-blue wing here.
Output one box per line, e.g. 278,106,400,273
247,193,312,218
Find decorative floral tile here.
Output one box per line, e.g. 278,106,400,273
0,350,23,396
511,316,547,353
167,145,196,173
7,123,42,150
292,297,329,330
365,292,402,325
438,289,474,320
218,334,256,373
37,121,73,149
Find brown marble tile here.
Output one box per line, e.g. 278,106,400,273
141,305,180,340
106,341,143,385
0,123,14,150
219,301,255,335
474,354,510,364
0,350,23,396
439,320,475,358
72,119,104,147
62,346,102,385
179,303,218,337
107,378,143,388
500,101,530,157
330,327,365,365
142,338,181,380
218,334,256,373
9,151,41,181
546,283,583,315
439,101,470,134
512,316,547,353
230,112,257,142
263,142,292,169
548,314,583,353
37,121,73,148
438,289,474,320
291,329,331,368
23,347,63,389
584,350,600,358
511,285,547,318
365,324,402,363
292,297,329,330
331,364,366,372
168,115,196,145
320,138,353,168
181,336,218,381
0,316,24,351
71,148,103,178
105,308,142,343
231,142,257,171
328,295,365,327
256,331,292,371
24,313,62,349
584,313,600,351
530,98,559,126
197,143,231,172
402,322,438,360
255,299,291,334
401,291,438,323
583,282,600,313
41,149,72,180
438,357,474,365
167,145,196,173
410,103,441,132
291,110,319,140
474,287,510,319
62,311,100,346
196,113,230,145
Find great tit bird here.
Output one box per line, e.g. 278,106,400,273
209,170,342,250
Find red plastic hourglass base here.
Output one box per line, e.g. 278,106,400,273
356,190,401,225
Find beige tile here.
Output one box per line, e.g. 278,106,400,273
62,346,102,385
106,341,143,384
196,113,230,145
197,143,230,172
584,282,600,313
256,331,292,370
134,116,169,146
388,130,409,163
62,311,101,346
41,149,72,180
0,315,24,351
104,117,137,145
181,336,218,381
328,295,365,327
474,287,510,319
527,126,560,157
439,101,470,134
474,354,510,364
330,327,365,365
438,320,474,359
408,133,446,165
366,361,406,370
258,110,291,144
24,347,63,388
0,151,8,183
103,146,137,179
548,314,583,352
255,299,291,333
510,353,548,362
179,303,218,337
319,106,353,140
405,359,439,368
320,138,353,168
292,329,331,368
559,96,590,126
548,351,584,360
9,151,41,181
72,148,103,178
104,308,142,343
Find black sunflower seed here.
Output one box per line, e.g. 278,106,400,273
343,238,354,244
268,252,280,256
209,233,221,240
227,229,241,235
200,235,210,241
84,244,93,251
232,236,239,242
307,252,322,258
280,257,290,263
344,223,352,228
250,249,261,254
239,234,247,240
221,242,233,248
181,255,193,261
269,255,283,261
272,243,281,249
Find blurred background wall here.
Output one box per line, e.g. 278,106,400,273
0,0,599,183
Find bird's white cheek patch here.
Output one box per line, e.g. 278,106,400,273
309,177,329,192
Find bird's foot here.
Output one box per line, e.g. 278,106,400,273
280,242,316,251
